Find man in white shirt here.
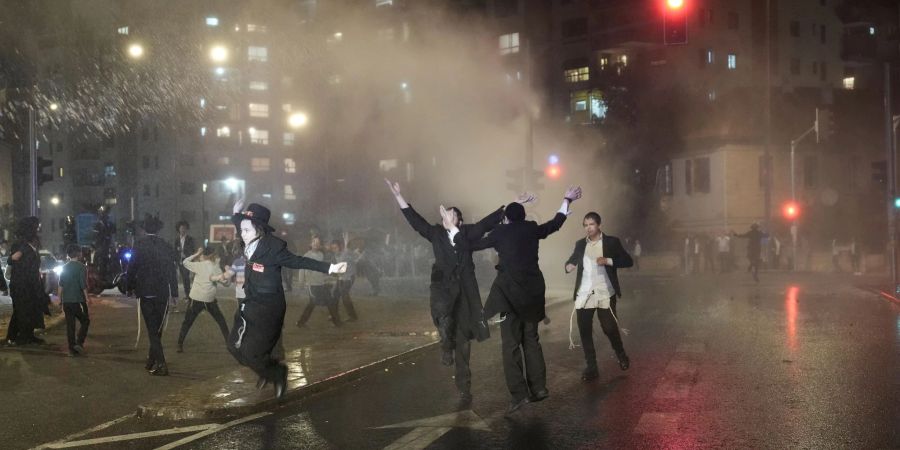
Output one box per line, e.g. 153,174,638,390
565,212,633,381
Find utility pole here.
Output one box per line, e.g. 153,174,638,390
28,106,37,217
763,0,773,229
884,63,897,290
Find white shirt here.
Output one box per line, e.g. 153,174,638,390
244,238,260,260
575,237,615,310
716,236,731,252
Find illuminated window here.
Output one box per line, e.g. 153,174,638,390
246,24,268,33
248,46,268,62
564,67,590,83
248,103,269,118
619,55,628,66
707,50,715,64
200,127,207,136
283,212,296,225
58,167,64,178
283,133,295,146
249,81,268,91
574,100,587,111
285,158,296,173
249,129,269,145
869,26,876,35
499,33,520,55
843,76,855,90
251,157,271,172
217,126,230,137
284,185,296,200
727,54,737,69
599,57,609,68
376,0,393,6
206,17,219,27
117,26,129,35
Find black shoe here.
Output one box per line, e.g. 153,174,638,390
256,376,268,390
273,365,288,400
176,344,184,353
582,366,600,381
149,363,169,376
617,353,630,371
28,336,46,345
459,391,473,404
145,358,156,371
529,389,549,403
73,345,85,355
67,349,78,357
505,397,529,416
441,349,454,366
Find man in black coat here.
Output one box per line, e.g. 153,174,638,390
174,220,197,304
223,201,347,399
5,217,47,345
451,186,582,414
565,212,633,381
127,215,179,376
733,223,767,282
386,179,513,403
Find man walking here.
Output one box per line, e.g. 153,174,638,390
564,212,633,381
128,215,179,376
451,186,582,414
733,223,766,282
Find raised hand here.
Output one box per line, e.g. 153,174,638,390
330,262,349,274
233,197,246,215
439,205,455,230
385,178,401,197
515,192,537,205
565,263,576,273
564,186,583,202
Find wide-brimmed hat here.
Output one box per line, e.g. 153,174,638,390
236,203,275,233
141,214,164,234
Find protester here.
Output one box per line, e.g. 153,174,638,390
174,220,198,310
176,246,230,353
58,244,90,357
296,237,342,328
330,239,358,322
5,217,48,346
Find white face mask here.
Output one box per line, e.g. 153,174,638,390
240,219,259,245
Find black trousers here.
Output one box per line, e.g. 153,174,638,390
334,279,357,320
228,298,286,383
63,302,90,350
576,297,625,369
297,285,341,326
454,327,472,394
177,299,229,346
140,297,168,365
282,269,294,292
500,313,546,402
179,267,192,298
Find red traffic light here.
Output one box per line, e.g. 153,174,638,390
782,201,800,220
545,164,561,179
667,0,684,9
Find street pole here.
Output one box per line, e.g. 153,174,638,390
884,63,897,290
763,0,772,229
790,125,815,272
201,183,207,245
28,106,37,217
524,37,534,193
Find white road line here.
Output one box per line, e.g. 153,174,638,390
154,411,272,450
44,425,216,448
30,414,133,450
384,427,453,450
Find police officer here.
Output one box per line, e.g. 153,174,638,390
224,200,347,399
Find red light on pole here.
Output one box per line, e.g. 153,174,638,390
545,164,561,179
667,0,684,9
782,201,800,220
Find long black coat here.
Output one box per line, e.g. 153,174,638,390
402,205,504,342
464,213,567,322
9,242,46,331
240,232,330,301
565,234,633,301
127,235,179,300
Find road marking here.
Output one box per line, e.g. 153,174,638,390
376,410,490,450
154,411,271,450
30,414,132,450
633,412,681,434
44,425,216,448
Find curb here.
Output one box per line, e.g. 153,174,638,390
136,295,573,421
137,340,441,420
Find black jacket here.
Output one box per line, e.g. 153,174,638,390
463,212,567,322
175,234,197,260
127,235,179,300
565,234,633,301
238,231,330,301
402,205,504,341
9,242,46,330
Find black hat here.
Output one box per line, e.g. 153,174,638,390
141,214,164,234
236,203,275,233
16,216,40,240
505,202,526,222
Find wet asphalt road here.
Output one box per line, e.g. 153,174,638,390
73,273,895,450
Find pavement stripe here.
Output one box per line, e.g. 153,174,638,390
44,425,216,448
384,426,453,450
153,411,271,450
29,414,133,450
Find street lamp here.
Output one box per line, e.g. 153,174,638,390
127,43,145,59
50,195,60,206
49,103,59,111
287,112,309,129
209,45,228,63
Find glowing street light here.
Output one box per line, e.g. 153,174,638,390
667,0,684,9
127,43,145,59
224,177,240,192
209,45,228,63
287,112,309,129
50,196,60,206
49,103,59,111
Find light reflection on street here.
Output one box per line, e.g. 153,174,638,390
785,286,799,352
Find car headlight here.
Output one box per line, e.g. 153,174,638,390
52,265,63,275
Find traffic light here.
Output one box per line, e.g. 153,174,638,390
894,197,900,209
545,155,562,180
815,108,835,143
664,0,688,45
37,157,53,186
782,201,800,220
